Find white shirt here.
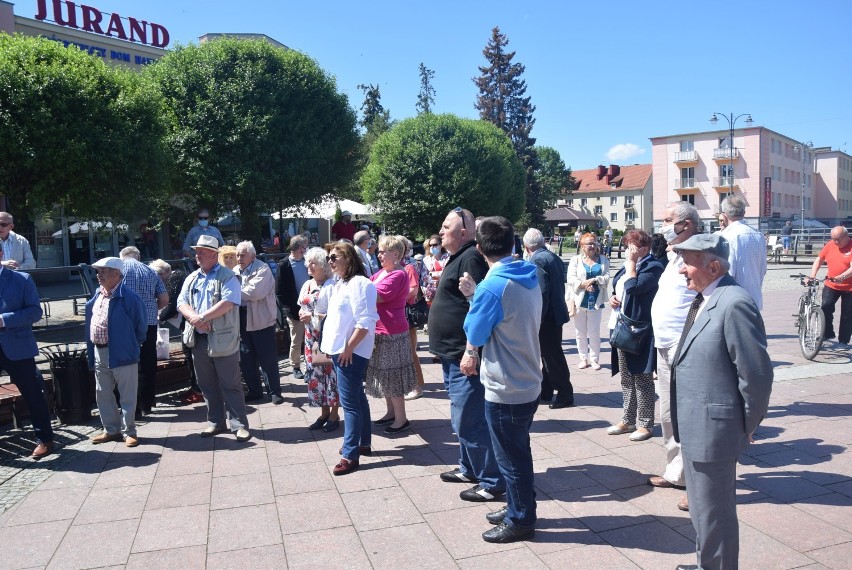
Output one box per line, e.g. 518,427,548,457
651,252,698,349
320,275,378,359
720,220,766,310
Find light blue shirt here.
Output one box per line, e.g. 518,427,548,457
177,263,241,315
182,225,224,254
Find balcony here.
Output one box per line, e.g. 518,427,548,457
713,176,739,190
674,178,698,191
624,201,635,210
713,147,739,161
673,151,698,164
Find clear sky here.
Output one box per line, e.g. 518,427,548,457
19,0,852,169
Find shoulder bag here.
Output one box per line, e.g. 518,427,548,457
608,291,651,354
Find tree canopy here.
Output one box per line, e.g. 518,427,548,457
535,146,574,210
416,63,435,115
0,33,170,221
361,113,524,238
145,38,359,242
473,26,542,229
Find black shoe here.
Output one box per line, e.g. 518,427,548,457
384,420,410,434
440,468,478,484
482,521,534,543
323,419,340,432
460,484,505,502
244,392,264,403
549,399,574,409
308,417,328,430
293,368,305,380
271,394,284,405
373,416,395,426
486,505,508,525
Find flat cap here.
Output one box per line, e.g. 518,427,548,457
672,233,730,258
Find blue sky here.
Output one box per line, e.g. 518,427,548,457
21,0,852,169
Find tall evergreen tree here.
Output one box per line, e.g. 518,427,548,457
416,63,436,115
473,26,542,228
357,83,391,136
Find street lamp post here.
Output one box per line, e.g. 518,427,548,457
793,141,813,236
709,112,754,199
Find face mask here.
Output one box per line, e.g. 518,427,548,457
430,246,440,256
199,219,209,228
661,222,683,243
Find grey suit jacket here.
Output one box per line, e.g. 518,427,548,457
672,274,773,463
2,232,36,270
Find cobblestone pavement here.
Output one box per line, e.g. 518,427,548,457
0,262,849,569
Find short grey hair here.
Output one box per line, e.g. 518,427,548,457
148,259,171,277
289,235,308,252
522,228,545,249
721,195,746,220
304,247,332,279
236,240,256,256
119,246,141,260
669,202,700,228
705,252,731,273
353,230,371,246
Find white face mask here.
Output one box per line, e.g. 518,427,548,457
661,221,683,243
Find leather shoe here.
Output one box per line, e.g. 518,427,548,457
271,394,284,405
373,416,395,426
91,432,123,444
677,495,689,511
460,484,505,502
549,399,574,409
676,565,699,570
31,442,54,459
440,468,477,483
332,457,359,476
308,417,328,430
648,475,685,490
482,521,534,543
235,428,252,442
323,419,340,432
384,420,410,434
200,426,225,438
125,436,139,447
486,505,508,525
606,423,636,435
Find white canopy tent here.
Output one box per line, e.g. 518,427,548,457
271,198,376,221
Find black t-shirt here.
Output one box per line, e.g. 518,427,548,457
427,241,488,360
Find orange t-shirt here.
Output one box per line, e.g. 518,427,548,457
819,241,852,292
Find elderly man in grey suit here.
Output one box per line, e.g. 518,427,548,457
670,233,773,570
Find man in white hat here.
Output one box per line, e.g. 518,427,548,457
331,210,356,242
177,235,251,441
85,257,147,447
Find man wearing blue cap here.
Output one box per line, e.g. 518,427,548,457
670,233,773,570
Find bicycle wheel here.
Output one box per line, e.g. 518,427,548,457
800,306,825,360
795,293,808,329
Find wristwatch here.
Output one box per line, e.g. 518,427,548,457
465,348,479,358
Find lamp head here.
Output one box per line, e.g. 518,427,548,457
709,113,718,125
745,114,753,126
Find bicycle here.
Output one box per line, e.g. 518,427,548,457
791,274,828,360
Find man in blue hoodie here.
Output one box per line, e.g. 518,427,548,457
461,216,543,544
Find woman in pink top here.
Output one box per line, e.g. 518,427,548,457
365,235,417,434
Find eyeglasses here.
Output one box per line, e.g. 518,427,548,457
429,243,440,247
327,254,338,263
197,216,209,220
453,207,467,230
0,222,11,228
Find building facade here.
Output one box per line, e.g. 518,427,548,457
814,148,852,225
556,164,653,232
650,126,821,230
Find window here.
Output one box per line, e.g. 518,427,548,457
610,212,618,222
719,164,733,178
594,205,603,215
567,199,574,208
610,196,617,206
719,135,732,149
680,167,695,187
625,211,635,222
679,140,694,152
580,198,588,207
681,194,695,205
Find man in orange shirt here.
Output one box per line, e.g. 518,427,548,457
808,226,852,347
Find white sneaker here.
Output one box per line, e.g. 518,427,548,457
404,388,423,401
590,360,601,370
235,428,252,442
578,358,589,370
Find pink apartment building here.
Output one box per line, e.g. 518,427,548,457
650,126,828,230
814,148,852,224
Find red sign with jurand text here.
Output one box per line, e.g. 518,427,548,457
34,0,170,48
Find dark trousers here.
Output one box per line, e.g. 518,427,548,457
0,345,53,444
539,319,573,404
240,325,282,397
821,287,852,343
485,398,539,528
138,325,157,412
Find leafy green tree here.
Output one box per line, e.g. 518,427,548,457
416,63,435,115
473,26,542,229
146,38,359,245
535,146,574,210
362,113,524,238
0,34,170,223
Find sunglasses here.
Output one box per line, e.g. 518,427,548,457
453,207,466,230
327,254,338,263
429,243,439,247
0,222,11,228
197,216,209,220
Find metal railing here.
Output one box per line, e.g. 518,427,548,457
674,178,697,189
674,151,697,162
713,147,739,160
713,176,736,188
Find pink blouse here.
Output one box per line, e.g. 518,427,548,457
371,268,409,335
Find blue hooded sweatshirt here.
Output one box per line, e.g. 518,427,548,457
464,258,543,404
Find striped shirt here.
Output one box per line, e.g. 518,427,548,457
90,284,119,345
720,221,767,310
122,258,167,325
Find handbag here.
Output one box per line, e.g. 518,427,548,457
405,299,429,328
609,308,651,355
311,317,333,366
566,296,578,318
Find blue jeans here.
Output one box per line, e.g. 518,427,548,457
333,353,371,461
441,358,503,492
485,398,539,528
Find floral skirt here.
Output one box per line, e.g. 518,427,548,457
305,324,339,407
365,331,416,399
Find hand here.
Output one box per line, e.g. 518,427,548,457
299,311,312,324
460,353,478,376
626,244,641,263
459,272,476,298
609,295,621,309
1,260,19,269
338,346,353,367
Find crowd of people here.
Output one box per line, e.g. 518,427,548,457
3,200,852,565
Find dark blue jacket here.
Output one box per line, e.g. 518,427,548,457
0,269,42,360
610,254,665,375
85,283,147,369
529,247,569,326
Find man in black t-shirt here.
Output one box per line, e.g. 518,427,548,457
428,208,506,503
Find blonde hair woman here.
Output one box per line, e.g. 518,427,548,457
218,245,238,269
566,233,610,370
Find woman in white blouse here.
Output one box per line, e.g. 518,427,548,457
566,233,611,370
320,242,379,476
